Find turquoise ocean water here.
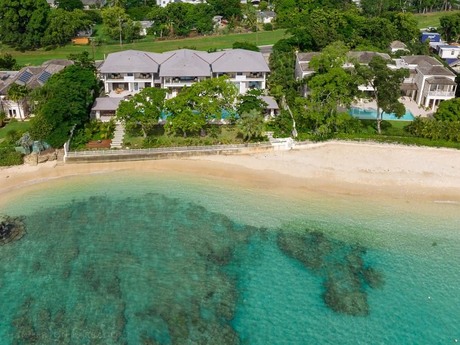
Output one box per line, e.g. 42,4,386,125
0,171,459,344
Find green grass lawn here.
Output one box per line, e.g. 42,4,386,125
0,121,31,140
4,29,288,66
414,10,460,29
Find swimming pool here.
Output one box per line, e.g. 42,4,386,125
349,107,415,121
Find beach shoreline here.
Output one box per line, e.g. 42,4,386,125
2,141,460,208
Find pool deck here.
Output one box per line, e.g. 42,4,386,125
354,98,433,118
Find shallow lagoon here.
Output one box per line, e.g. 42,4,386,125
1,171,459,344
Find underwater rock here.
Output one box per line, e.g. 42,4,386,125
0,215,26,245
277,228,383,316
363,267,384,289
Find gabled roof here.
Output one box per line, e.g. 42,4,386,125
211,49,270,73
401,55,441,66
347,51,391,64
99,50,160,73
91,97,123,111
390,40,408,50
425,76,457,85
260,95,279,109
159,49,211,77
0,60,72,95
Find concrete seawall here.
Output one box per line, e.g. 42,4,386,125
65,145,274,163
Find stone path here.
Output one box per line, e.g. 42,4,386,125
110,122,125,149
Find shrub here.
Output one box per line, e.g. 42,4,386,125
263,23,273,31
0,148,23,166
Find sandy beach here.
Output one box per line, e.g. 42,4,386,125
2,141,460,204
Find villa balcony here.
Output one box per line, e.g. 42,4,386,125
105,73,154,82
427,90,455,97
163,77,205,87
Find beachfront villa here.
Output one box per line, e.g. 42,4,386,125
93,48,277,122
98,49,270,98
397,55,457,111
295,51,457,112
0,60,73,120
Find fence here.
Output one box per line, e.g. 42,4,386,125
65,142,273,163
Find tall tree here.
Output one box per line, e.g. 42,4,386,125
356,56,408,134
165,77,238,137
7,84,30,121
439,13,460,42
116,88,167,138
302,41,360,136
102,6,140,43
42,9,92,46
0,0,50,50
207,0,242,19
30,63,99,147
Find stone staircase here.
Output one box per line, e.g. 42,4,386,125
110,122,125,149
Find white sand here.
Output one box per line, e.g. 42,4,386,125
1,141,460,203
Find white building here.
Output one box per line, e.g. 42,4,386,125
94,48,273,121
437,45,460,60
0,60,73,120
399,55,457,110
98,49,270,99
156,0,203,7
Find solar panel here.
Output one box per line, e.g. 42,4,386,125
18,71,33,84
38,71,52,84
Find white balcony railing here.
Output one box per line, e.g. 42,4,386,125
427,90,455,97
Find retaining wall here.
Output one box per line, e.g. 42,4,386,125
65,144,274,163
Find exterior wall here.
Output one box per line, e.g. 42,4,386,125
102,72,267,98
0,97,27,120
438,47,460,59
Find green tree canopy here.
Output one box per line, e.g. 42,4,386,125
116,87,167,138
30,62,99,147
165,77,238,137
56,0,84,11
238,108,265,141
0,53,19,70
42,9,92,46
356,56,408,134
102,6,140,43
434,98,460,122
0,0,50,50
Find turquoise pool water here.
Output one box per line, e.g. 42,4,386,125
1,172,459,344
349,107,415,121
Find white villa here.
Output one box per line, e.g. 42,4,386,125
0,60,72,120
295,51,457,111
93,48,275,121
99,49,269,98
398,55,457,110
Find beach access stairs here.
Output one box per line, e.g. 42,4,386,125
110,122,125,149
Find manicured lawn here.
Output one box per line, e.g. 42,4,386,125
414,10,460,29
6,29,288,66
0,121,31,140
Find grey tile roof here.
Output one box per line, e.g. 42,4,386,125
99,49,270,76
0,60,71,94
159,49,211,77
390,40,407,49
260,95,279,109
401,55,441,66
426,76,457,85
347,51,391,64
99,50,160,73
211,49,270,73
91,97,123,111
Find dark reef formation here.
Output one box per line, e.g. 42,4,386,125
0,215,26,245
277,229,384,316
6,194,254,345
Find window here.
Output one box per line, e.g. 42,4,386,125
8,109,16,117
127,73,133,76
452,50,456,56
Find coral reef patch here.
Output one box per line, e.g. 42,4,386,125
0,215,26,245
277,229,384,316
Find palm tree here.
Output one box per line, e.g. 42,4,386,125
238,109,265,141
7,84,29,121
